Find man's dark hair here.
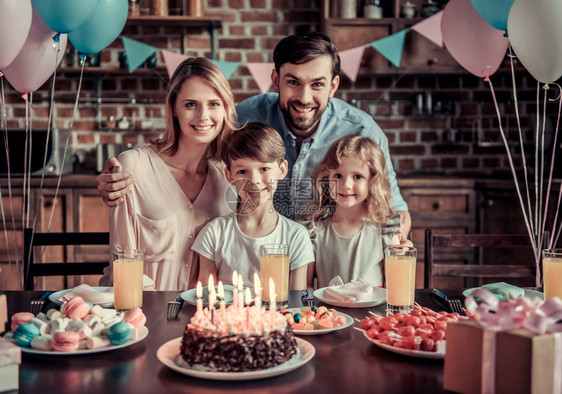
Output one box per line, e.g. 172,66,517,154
273,32,340,79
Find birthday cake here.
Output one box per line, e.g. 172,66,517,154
180,301,297,372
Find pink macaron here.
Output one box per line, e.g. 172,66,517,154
53,331,80,352
63,297,90,320
11,312,35,331
123,307,146,328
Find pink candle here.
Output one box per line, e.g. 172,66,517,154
232,271,238,309
269,278,276,311
218,281,226,316
238,274,244,310
196,281,203,314
253,272,262,311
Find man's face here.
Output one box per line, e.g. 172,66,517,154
272,56,339,138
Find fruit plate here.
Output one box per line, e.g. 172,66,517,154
157,337,314,380
362,331,445,360
289,309,354,336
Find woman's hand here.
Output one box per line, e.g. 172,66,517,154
96,157,135,207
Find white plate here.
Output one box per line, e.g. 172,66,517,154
49,287,114,307
16,326,148,356
180,285,235,307
462,287,544,301
362,331,444,359
157,336,314,380
289,309,354,336
313,286,386,308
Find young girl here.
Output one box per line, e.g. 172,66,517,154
307,135,409,289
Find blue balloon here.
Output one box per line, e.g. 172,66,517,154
470,0,515,31
68,0,128,55
31,0,101,33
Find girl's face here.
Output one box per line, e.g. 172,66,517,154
329,155,371,210
173,76,225,148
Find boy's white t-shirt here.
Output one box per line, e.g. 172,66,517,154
192,212,314,286
308,214,400,288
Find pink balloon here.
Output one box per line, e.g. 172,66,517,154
442,0,509,78
0,0,33,68
2,7,67,93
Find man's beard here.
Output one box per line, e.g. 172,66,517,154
280,101,323,133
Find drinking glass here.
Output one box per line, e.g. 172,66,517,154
542,248,562,300
385,245,417,314
113,246,144,310
260,243,289,309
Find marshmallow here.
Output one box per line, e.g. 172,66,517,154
78,339,88,350
30,317,49,335
86,336,111,349
31,335,54,351
84,315,101,326
102,316,121,327
47,309,63,320
89,321,106,337
49,317,69,333
35,312,50,323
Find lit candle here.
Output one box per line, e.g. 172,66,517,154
253,272,262,311
232,271,238,309
269,278,276,311
196,281,203,314
245,287,252,306
238,274,244,310
209,286,216,314
208,274,215,292
218,281,226,316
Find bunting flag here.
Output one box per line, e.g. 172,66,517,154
411,11,444,47
161,49,189,78
370,30,407,68
339,46,366,83
121,36,157,73
246,62,274,94
211,60,240,79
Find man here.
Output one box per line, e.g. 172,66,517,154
97,32,411,236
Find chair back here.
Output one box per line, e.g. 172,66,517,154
424,229,548,289
23,228,110,290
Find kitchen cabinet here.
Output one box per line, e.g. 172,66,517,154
321,0,464,74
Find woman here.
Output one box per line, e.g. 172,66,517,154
100,57,238,290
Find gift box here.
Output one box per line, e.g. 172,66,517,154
0,337,21,393
444,317,562,393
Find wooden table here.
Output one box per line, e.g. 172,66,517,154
3,290,454,394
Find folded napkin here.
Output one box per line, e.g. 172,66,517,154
480,282,525,300
323,280,374,303
59,284,114,304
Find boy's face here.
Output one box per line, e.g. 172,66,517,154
271,55,339,139
225,157,288,209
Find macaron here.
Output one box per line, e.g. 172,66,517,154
11,312,35,331
63,297,90,320
108,321,131,345
123,307,146,328
13,322,40,347
53,331,80,352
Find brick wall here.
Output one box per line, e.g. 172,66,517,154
2,1,558,176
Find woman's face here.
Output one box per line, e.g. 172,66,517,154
173,76,226,149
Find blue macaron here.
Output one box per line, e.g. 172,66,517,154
108,321,131,345
13,322,40,347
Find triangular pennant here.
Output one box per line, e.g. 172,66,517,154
339,46,366,83
370,30,407,68
162,49,190,78
411,11,444,47
246,63,274,94
121,36,157,73
211,60,240,79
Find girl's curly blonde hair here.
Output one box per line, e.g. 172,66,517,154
312,135,395,224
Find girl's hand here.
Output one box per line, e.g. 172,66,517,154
391,231,414,247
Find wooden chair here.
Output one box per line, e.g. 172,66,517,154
424,229,547,289
23,228,110,290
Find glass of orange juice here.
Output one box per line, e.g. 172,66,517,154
113,246,144,310
385,245,417,315
542,249,562,300
260,243,289,309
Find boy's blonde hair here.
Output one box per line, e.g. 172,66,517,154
221,122,285,168
153,57,238,160
312,135,394,224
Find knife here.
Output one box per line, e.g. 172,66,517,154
432,288,453,313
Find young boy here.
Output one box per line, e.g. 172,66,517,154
192,122,313,289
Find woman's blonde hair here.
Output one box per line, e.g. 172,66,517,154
152,57,238,159
312,135,395,224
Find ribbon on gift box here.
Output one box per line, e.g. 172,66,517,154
465,289,562,394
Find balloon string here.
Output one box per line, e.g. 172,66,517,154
0,77,13,267
485,76,539,285
537,85,547,251
553,185,562,248
534,82,540,248
508,45,534,239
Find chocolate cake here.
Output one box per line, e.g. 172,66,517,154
180,303,297,372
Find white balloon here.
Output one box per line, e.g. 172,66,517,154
508,0,562,83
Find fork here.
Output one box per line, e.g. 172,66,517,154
432,288,465,316
448,297,465,315
30,291,52,315
167,292,184,320
301,290,315,307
